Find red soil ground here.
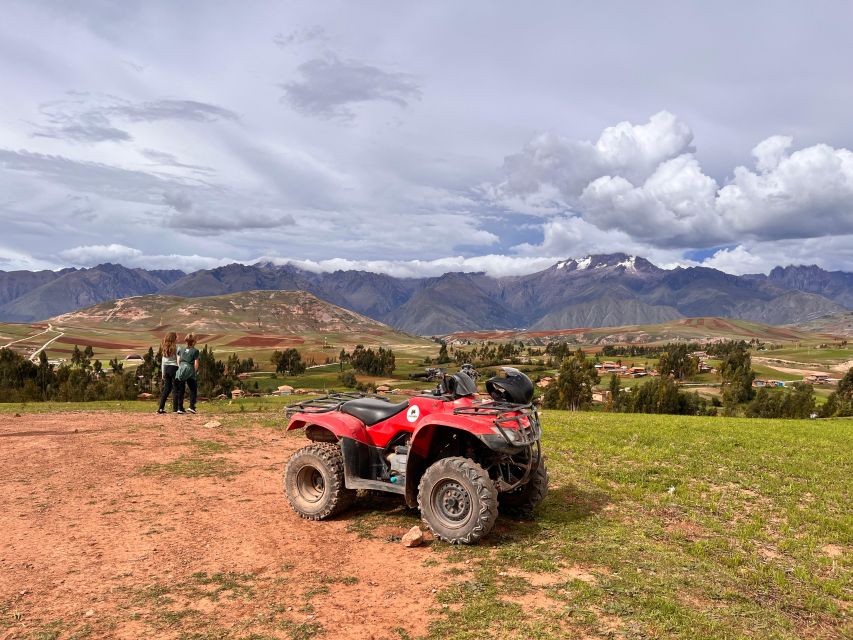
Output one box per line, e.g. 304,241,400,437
0,413,448,639
56,337,140,350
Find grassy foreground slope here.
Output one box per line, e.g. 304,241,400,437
423,411,851,640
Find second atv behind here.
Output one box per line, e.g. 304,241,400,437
282,367,548,544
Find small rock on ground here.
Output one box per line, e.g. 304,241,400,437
203,420,221,429
401,526,424,548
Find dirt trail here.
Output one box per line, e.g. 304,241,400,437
28,324,65,362
0,413,449,639
832,359,853,373
1,325,53,350
752,357,832,378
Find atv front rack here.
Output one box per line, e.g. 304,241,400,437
284,392,391,420
453,401,541,448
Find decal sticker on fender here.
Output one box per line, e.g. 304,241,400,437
406,405,420,423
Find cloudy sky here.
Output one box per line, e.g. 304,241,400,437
2,1,853,277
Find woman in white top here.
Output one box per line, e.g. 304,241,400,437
157,332,179,414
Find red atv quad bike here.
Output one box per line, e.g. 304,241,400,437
282,367,548,544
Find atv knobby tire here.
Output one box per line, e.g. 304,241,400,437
498,459,549,519
284,443,356,520
418,457,498,544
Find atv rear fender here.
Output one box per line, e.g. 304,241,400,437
286,412,370,445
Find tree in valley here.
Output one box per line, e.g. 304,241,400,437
271,348,306,376
341,345,395,376
747,383,816,419
717,341,755,411
658,344,699,380
543,348,599,411
821,367,853,417
339,370,358,388
623,376,711,415
606,373,622,411
436,342,451,364
36,350,53,400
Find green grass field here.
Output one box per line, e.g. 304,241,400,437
420,411,851,639
760,347,853,366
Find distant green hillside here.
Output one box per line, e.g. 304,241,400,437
2,290,433,368
51,290,391,334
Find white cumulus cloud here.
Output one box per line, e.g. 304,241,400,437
59,243,143,265
495,112,853,254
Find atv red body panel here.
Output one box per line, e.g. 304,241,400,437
287,395,496,448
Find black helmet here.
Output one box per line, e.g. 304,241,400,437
485,367,533,404
439,372,478,398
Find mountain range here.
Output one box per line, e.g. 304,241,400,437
1,255,852,334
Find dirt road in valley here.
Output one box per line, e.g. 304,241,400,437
832,359,853,373
752,357,834,379
0,412,452,639
28,325,65,362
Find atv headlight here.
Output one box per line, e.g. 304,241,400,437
491,426,523,444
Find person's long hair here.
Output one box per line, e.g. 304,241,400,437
184,333,197,347
161,332,177,358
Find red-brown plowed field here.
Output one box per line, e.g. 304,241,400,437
226,336,305,347
56,336,141,350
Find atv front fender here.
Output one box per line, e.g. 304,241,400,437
286,412,370,445
409,413,494,457
403,417,495,508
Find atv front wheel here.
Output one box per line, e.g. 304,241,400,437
284,443,356,520
418,457,497,544
499,459,549,519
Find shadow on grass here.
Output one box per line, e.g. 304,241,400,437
487,482,612,545
542,482,612,521
337,482,611,547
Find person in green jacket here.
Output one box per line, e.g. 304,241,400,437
175,333,200,414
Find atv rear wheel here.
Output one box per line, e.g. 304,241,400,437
499,459,548,519
284,443,356,520
417,457,497,544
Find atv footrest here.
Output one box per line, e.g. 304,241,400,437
343,477,406,495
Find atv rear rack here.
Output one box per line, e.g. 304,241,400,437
284,392,391,419
453,401,541,448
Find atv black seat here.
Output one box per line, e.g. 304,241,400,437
341,398,409,426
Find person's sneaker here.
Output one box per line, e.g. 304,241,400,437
187,408,197,414
176,410,185,414
157,409,166,414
